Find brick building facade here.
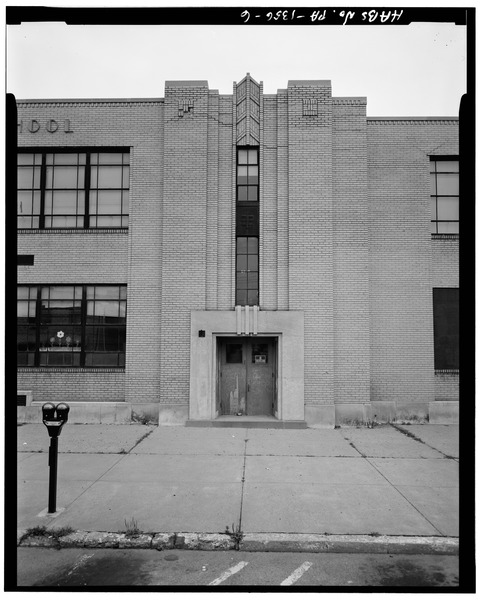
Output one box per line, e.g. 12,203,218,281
16,74,459,426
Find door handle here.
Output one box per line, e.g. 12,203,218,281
247,384,250,392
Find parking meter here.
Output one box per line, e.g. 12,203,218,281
42,402,69,438
41,402,56,421
42,402,70,513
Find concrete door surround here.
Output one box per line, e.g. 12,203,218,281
189,310,305,423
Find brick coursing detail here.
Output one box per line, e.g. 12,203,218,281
432,237,459,287
332,102,370,405
17,370,124,403
217,95,235,310
288,81,334,406
159,83,209,404
16,101,164,405
434,371,459,401
367,121,459,405
16,86,459,415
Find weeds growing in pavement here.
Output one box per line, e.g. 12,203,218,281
132,412,153,426
21,525,47,540
124,517,141,537
223,522,244,550
20,525,75,548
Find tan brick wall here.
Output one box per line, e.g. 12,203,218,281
205,91,219,310
431,235,459,401
432,236,459,287
276,89,289,310
17,231,128,283
216,94,235,310
434,371,460,401
16,100,164,405
159,83,210,405
367,118,459,407
261,95,278,310
16,88,460,422
17,369,124,404
287,81,334,407
332,99,370,405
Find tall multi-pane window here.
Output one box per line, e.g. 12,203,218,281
17,285,127,367
430,157,459,234
433,288,459,370
236,237,259,305
17,150,129,229
236,147,259,306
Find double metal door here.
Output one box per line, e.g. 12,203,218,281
218,337,276,416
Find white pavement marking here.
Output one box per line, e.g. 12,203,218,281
66,553,94,578
280,561,313,586
208,561,249,586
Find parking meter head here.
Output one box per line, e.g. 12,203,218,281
42,403,56,422
56,403,70,423
42,402,70,437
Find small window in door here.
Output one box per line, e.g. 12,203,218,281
226,343,243,363
252,343,268,364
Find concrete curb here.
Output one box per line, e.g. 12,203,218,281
17,529,458,555
240,533,459,555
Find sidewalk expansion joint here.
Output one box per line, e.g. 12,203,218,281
127,427,156,453
17,530,459,555
237,438,248,532
362,455,447,537
390,423,457,460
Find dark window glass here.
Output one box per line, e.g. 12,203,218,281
433,288,459,370
17,150,129,230
226,343,243,363
430,158,459,234
236,146,259,306
236,206,259,236
17,285,127,368
236,235,259,306
17,254,34,266
236,290,247,306
85,286,126,367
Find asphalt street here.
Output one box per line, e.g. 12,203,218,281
16,547,459,589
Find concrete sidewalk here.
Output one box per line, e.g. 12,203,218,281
16,423,459,554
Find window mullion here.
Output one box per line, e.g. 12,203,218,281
80,286,87,366
84,153,91,229
39,153,46,230
34,287,42,367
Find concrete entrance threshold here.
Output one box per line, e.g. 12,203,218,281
185,416,307,429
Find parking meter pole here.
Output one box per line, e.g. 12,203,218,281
42,402,69,514
48,436,59,514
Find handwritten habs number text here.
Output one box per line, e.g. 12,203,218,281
240,9,404,26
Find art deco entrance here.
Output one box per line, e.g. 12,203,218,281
218,337,277,416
